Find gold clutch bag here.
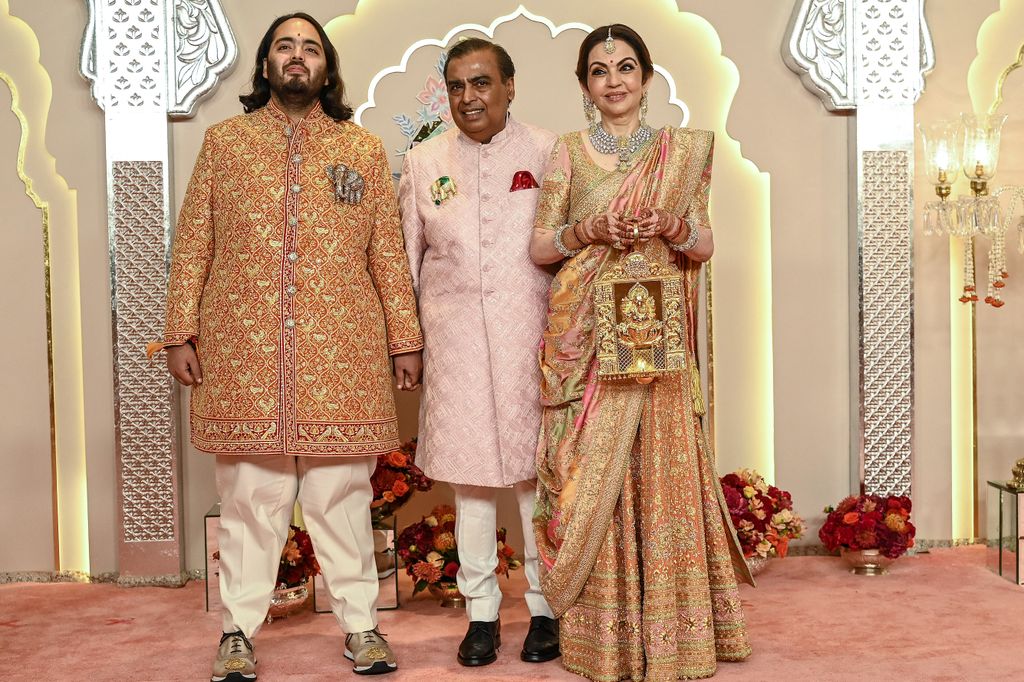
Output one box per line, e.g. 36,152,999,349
594,250,686,383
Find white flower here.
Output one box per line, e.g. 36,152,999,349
424,516,438,527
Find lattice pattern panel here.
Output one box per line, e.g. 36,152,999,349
860,150,913,496
106,0,162,109
112,161,176,542
857,0,914,102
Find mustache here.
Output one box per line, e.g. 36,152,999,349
283,61,308,74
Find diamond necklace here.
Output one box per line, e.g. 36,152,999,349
589,123,654,172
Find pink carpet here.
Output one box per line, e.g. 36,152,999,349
0,546,1018,681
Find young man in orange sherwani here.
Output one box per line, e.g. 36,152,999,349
152,13,421,681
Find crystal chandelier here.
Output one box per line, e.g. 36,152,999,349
920,113,1024,307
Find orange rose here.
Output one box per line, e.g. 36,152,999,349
884,512,906,532
386,451,408,468
392,479,410,497
432,504,456,524
434,531,456,552
383,491,396,503
842,512,861,525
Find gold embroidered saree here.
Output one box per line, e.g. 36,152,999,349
534,128,752,681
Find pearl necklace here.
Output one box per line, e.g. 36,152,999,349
589,123,655,172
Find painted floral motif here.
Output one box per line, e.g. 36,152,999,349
393,53,452,155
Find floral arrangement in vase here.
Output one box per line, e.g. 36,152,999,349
396,505,522,597
721,469,806,562
370,438,433,525
819,494,916,559
278,524,321,588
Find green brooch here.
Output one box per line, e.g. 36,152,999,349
430,176,457,206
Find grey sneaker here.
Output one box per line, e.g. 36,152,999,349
211,630,256,682
344,628,398,675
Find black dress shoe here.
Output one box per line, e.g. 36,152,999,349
520,616,560,663
457,619,501,666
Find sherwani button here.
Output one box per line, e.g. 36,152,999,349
288,216,298,226
288,252,298,262
291,184,301,194
284,318,295,328
284,126,293,137
286,285,297,296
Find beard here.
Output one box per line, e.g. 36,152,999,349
268,63,325,107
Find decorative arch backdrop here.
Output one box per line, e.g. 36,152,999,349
0,0,1021,580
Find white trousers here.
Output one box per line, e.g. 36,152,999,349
452,480,554,622
215,454,378,638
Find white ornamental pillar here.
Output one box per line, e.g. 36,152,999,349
80,0,235,583
784,0,934,497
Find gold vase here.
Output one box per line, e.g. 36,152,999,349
840,548,893,576
427,582,466,608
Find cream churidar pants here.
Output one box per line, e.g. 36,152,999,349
215,454,378,638
452,480,554,622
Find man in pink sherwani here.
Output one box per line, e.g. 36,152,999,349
398,38,559,667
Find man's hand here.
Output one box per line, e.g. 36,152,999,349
166,343,203,386
393,351,422,391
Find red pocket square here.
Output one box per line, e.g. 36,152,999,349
510,170,540,191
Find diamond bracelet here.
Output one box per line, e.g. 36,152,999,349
554,222,584,258
667,216,700,253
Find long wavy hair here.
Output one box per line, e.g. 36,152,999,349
239,12,352,121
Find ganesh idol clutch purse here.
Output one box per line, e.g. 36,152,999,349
593,244,687,384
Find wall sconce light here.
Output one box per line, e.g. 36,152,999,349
921,113,1023,307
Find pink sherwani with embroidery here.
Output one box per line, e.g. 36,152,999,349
399,117,557,486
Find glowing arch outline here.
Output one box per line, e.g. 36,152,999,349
353,4,690,126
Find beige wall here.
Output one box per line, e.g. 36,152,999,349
2,0,1022,576
1,0,113,575
0,82,54,572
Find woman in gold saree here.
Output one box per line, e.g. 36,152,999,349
529,24,752,681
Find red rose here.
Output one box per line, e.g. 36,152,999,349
443,561,459,578
722,473,743,488
724,486,744,512
836,496,858,513
836,526,855,546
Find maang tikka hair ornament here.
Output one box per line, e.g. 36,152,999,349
604,27,616,54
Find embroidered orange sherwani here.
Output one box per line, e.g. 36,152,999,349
163,102,422,456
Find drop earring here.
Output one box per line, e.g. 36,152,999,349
583,94,597,129
639,92,649,127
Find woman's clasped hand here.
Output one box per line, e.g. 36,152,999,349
577,207,683,249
